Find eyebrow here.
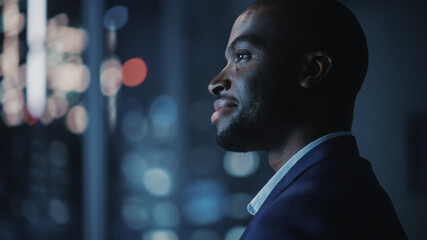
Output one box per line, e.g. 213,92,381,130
225,34,265,57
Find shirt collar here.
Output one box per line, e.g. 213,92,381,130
247,131,353,215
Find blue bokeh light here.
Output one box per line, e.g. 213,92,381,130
182,180,227,225
149,95,178,129
103,6,129,31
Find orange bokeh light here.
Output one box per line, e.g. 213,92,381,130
23,105,38,126
122,58,147,87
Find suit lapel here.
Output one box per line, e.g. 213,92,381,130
259,136,360,209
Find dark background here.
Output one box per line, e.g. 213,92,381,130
0,0,426,239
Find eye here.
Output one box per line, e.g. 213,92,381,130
236,52,252,62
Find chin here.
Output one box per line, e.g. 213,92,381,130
215,117,263,152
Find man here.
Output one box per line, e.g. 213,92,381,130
208,0,407,239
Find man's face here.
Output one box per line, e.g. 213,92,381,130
208,8,297,152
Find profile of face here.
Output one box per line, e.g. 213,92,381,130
208,7,298,152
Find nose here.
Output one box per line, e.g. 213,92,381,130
208,70,231,96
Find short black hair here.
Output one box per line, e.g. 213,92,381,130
249,0,369,99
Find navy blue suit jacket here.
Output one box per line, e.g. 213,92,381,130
240,136,407,240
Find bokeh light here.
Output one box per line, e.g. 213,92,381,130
121,153,147,187
46,92,69,119
2,36,20,83
142,168,172,196
121,110,149,142
48,199,70,224
149,95,179,141
122,58,147,87
224,226,246,240
228,193,251,219
103,6,129,31
121,197,148,230
47,14,86,54
100,58,122,96
2,1,25,36
2,88,24,115
149,95,178,128
23,105,38,126
223,152,259,177
66,105,88,134
152,201,180,227
142,230,179,240
48,63,90,92
182,180,226,225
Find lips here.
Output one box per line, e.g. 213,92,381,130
211,98,238,124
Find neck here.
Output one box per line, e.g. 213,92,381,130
267,122,350,172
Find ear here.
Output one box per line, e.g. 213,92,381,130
299,51,333,88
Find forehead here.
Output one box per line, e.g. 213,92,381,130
227,8,273,47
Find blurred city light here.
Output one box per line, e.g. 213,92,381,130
223,152,260,177
122,58,147,87
142,230,179,240
142,168,172,196
46,92,69,120
121,152,147,187
48,63,90,92
104,6,129,31
149,95,178,127
100,58,122,96
182,180,226,225
23,105,38,125
26,0,47,118
66,105,88,134
121,197,148,230
152,201,180,227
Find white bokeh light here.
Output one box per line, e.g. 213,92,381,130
143,168,172,196
223,152,259,177
143,230,179,240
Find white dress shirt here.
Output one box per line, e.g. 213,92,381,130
247,131,352,215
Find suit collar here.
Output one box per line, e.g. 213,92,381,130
260,135,360,208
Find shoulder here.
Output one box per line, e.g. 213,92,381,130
244,156,407,239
